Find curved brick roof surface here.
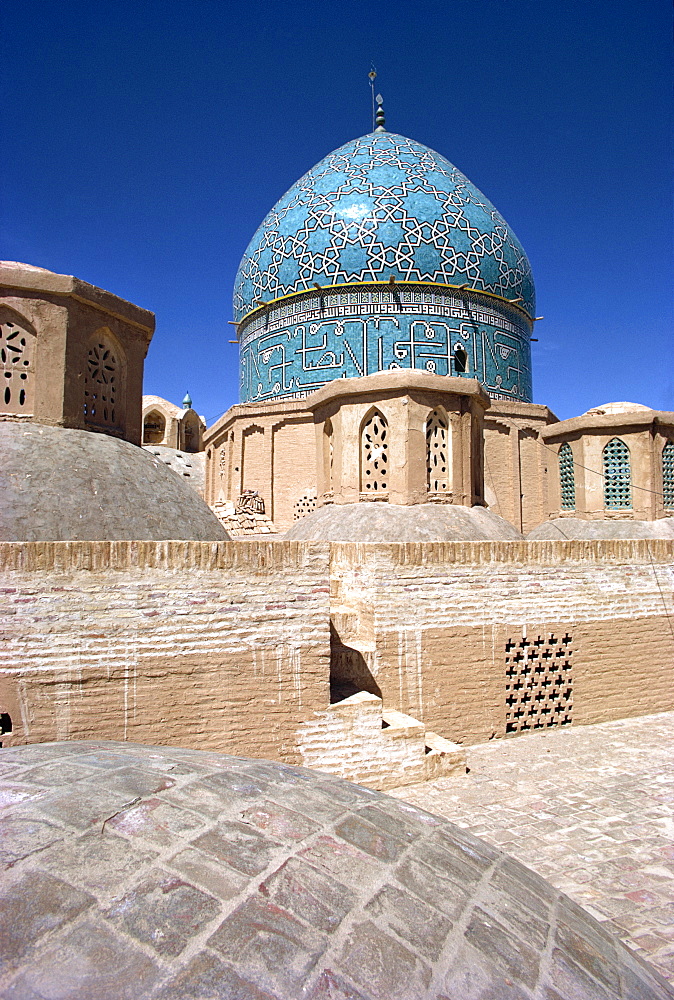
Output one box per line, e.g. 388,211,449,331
0,422,228,541
528,517,674,540
0,741,670,999
285,502,523,542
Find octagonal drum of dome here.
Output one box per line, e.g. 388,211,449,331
1,740,672,1000
234,131,535,406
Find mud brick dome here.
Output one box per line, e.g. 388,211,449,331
0,422,229,541
285,501,523,542
0,740,670,1000
234,131,535,405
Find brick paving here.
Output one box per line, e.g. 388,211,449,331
2,740,673,999
389,710,674,986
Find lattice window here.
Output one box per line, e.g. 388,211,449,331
663,441,674,510
559,442,575,510
0,315,35,416
84,339,119,428
294,488,317,520
360,409,388,495
426,409,449,493
603,438,631,509
505,633,573,734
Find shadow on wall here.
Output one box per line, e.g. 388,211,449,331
329,621,381,704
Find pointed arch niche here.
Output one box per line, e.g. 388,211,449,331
0,306,37,417
603,437,631,509
662,440,674,510
558,442,575,510
360,408,389,497
83,329,125,433
425,407,451,495
323,417,334,497
143,409,166,445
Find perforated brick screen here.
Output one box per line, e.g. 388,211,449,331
505,632,573,734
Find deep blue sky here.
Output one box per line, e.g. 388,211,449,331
3,0,672,423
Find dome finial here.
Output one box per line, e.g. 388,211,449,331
375,93,386,132
182,391,192,409
368,66,377,131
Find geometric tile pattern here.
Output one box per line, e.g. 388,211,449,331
234,132,535,322
238,283,532,403
505,633,573,734
234,131,536,406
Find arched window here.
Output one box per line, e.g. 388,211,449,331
453,343,468,374
143,410,166,444
603,438,632,509
83,334,121,430
663,440,674,510
360,409,388,495
181,411,200,452
558,442,575,510
0,309,36,416
426,408,450,493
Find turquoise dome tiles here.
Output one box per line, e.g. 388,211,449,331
238,282,533,404
234,130,535,404
233,132,535,321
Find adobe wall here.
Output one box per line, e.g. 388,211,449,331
0,541,330,761
484,401,557,534
329,539,674,745
204,400,317,530
1,265,154,445
1,538,672,783
543,411,674,521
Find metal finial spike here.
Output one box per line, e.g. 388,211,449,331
368,66,377,131
375,92,386,132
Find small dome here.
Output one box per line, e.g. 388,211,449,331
284,503,523,542
234,132,535,320
0,260,54,273
0,422,229,541
0,740,666,1000
583,402,652,416
528,517,674,541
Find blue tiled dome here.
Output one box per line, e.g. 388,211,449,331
233,132,535,321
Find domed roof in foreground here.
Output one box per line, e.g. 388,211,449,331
0,422,228,541
285,502,523,543
0,740,668,999
234,131,535,321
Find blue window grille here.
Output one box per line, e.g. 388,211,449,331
603,438,632,509
559,442,575,510
663,441,674,509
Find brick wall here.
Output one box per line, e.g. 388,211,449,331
0,541,330,762
1,538,672,777
329,539,674,744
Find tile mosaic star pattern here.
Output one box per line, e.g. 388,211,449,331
233,132,535,322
